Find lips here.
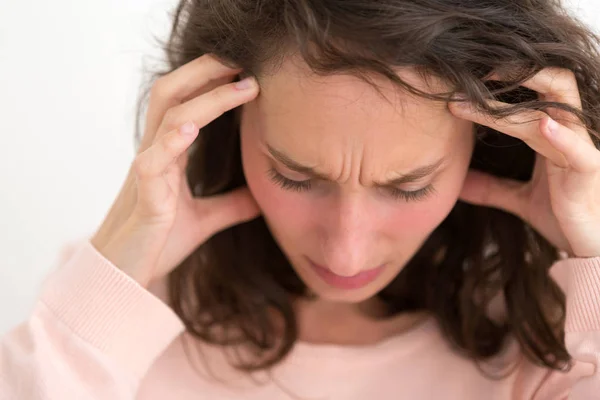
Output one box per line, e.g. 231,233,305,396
307,258,385,290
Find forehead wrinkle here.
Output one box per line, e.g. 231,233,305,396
253,59,460,187
339,132,365,186
257,103,455,188
263,137,448,188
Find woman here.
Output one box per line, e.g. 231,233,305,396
1,0,600,398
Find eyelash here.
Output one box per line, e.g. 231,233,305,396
268,168,313,192
267,168,435,202
387,185,435,202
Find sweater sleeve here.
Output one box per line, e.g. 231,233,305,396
0,240,185,399
530,256,600,399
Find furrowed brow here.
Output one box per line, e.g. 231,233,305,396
266,144,331,180
378,157,446,186
266,143,446,185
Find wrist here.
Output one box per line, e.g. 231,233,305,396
94,218,163,288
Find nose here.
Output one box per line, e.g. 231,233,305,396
319,192,377,277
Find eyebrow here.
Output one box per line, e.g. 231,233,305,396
266,144,446,186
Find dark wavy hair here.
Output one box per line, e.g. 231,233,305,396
135,0,600,372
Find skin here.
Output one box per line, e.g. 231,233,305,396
238,57,476,342
93,51,600,345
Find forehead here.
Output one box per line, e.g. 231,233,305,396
251,58,469,165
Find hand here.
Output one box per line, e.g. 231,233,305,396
90,54,261,287
448,67,600,258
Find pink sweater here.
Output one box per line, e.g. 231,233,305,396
1,239,599,399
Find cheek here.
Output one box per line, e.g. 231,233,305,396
248,177,314,242
250,173,307,222
384,170,467,239
241,136,312,235
381,201,445,243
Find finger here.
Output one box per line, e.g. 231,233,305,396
450,98,569,168
488,67,582,108
459,169,528,219
153,76,259,140
195,187,261,238
514,68,595,145
515,67,582,109
485,67,593,145
140,53,243,153
179,74,240,105
133,122,199,217
541,116,600,173
135,121,198,177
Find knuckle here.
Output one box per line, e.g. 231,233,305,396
210,85,227,103
161,132,181,156
133,153,155,178
202,52,233,70
545,67,577,93
150,76,171,101
161,107,181,130
200,52,219,66
211,84,238,109
556,67,577,85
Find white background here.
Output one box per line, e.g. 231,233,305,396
0,0,599,334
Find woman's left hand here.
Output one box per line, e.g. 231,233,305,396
448,67,600,258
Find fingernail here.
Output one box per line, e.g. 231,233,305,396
180,121,197,136
235,76,257,90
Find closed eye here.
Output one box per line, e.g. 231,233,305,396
267,168,312,191
385,185,435,202
267,168,435,202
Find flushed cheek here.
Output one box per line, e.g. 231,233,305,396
384,191,460,243
390,209,435,236
382,207,438,248
245,171,314,236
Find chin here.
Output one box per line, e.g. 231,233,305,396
308,285,385,303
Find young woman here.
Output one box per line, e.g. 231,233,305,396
2,0,600,398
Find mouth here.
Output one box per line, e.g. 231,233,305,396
307,258,385,290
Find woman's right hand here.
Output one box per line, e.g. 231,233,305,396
90,54,261,288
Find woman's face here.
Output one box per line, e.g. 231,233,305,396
240,59,475,303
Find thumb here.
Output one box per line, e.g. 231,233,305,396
194,186,261,240
459,169,527,219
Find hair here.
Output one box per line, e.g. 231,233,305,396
135,0,600,373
